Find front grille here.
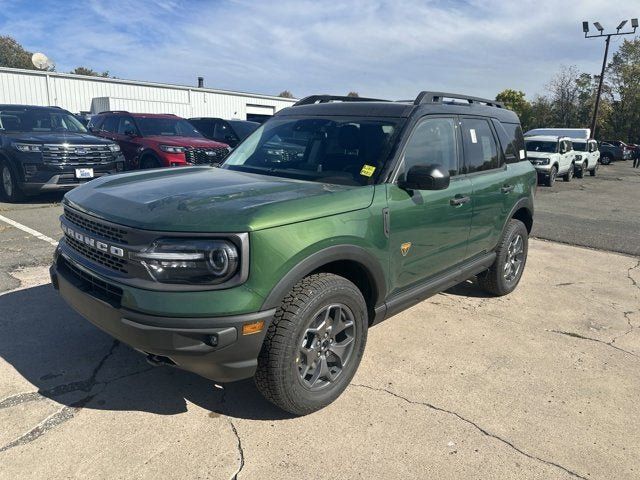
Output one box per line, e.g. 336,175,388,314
65,235,128,273
185,147,229,165
64,207,129,244
43,144,114,163
60,256,123,307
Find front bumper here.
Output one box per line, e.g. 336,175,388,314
51,254,275,382
18,158,124,194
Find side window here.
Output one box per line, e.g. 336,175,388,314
401,117,459,177
492,120,525,163
189,119,211,136
215,121,236,142
117,117,137,135
87,116,103,131
101,116,118,133
460,118,500,173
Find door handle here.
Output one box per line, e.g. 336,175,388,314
450,195,471,206
501,185,515,193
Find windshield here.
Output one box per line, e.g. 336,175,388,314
572,141,587,152
222,116,401,186
136,117,203,137
228,120,259,140
525,140,557,153
0,109,87,133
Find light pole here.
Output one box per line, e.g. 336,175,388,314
582,19,638,138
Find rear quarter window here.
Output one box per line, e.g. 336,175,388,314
492,120,525,163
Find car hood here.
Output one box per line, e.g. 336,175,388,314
143,136,228,148
526,152,553,158
7,132,115,145
64,167,375,232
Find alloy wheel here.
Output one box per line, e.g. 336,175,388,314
297,303,356,390
2,166,13,197
503,234,524,282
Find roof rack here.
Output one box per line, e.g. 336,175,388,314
293,95,388,107
414,91,504,108
97,110,131,114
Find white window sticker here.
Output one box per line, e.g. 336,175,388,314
469,129,478,144
519,149,525,160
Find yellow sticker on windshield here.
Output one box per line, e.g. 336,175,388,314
360,164,376,177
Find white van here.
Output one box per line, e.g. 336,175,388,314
524,135,576,186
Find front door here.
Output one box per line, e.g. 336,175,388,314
387,116,473,295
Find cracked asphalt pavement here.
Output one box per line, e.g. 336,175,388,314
1,162,639,479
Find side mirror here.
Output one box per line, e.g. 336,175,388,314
399,164,450,191
124,128,137,137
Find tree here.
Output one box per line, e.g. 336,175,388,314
346,91,359,97
0,35,37,70
495,89,532,129
278,90,294,98
546,65,581,128
606,38,640,143
71,66,110,77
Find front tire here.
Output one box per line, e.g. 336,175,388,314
563,163,574,182
477,219,528,296
0,160,25,202
255,273,368,415
590,163,598,176
600,154,612,165
140,155,161,169
575,162,585,179
546,166,557,187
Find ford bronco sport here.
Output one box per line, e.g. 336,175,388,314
51,92,536,415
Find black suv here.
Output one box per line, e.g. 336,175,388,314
0,105,124,201
188,117,260,148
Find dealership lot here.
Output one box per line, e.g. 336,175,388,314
0,162,639,479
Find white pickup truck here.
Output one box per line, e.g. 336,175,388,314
524,135,576,186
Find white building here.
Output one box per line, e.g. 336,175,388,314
0,66,296,122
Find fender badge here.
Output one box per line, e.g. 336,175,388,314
400,242,412,256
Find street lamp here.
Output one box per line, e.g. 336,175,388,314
583,19,638,137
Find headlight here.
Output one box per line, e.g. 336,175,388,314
159,145,185,153
533,158,550,165
133,238,239,285
108,143,121,152
12,143,42,152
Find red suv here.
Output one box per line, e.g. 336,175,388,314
88,112,230,169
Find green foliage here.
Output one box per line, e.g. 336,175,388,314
0,35,37,70
70,66,110,77
278,90,294,98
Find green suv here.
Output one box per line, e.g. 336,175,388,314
51,92,535,415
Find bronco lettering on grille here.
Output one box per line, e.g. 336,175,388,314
62,223,125,258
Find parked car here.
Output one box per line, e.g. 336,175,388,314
51,91,536,415
524,128,597,178
187,117,259,148
0,104,124,202
524,135,576,186
599,140,633,164
88,111,230,169
571,138,599,177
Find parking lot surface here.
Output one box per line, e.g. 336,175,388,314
0,163,639,479
533,161,640,256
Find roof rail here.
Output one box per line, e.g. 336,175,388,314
414,91,504,108
97,110,131,114
293,95,388,107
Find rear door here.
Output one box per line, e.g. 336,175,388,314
387,116,473,294
460,116,510,258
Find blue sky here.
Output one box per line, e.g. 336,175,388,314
0,0,638,100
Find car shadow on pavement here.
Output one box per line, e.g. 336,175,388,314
0,285,294,421
444,278,495,298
